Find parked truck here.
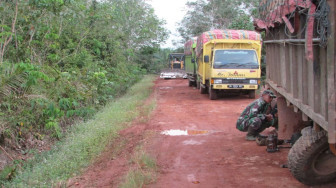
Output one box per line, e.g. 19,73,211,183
184,37,197,86
196,29,262,100
255,0,336,185
160,53,186,79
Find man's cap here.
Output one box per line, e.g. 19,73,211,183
262,90,276,98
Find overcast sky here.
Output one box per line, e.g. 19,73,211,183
149,0,194,49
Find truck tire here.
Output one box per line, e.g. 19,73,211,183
209,87,217,100
288,126,336,185
188,80,193,87
249,90,256,99
199,83,207,94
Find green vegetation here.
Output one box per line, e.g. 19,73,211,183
2,75,156,187
177,0,259,43
120,146,158,188
0,0,167,153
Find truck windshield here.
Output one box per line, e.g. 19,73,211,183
213,50,259,69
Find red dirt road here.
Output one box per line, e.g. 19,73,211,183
71,78,336,188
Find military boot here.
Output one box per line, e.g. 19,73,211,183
246,126,258,141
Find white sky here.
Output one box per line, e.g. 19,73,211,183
148,0,195,49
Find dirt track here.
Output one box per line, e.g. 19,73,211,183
70,78,336,188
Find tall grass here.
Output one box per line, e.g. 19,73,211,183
120,146,158,188
2,75,156,187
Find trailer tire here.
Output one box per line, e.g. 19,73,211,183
288,126,336,185
209,87,217,100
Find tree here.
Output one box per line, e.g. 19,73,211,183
177,0,259,42
0,0,168,149
0,0,18,63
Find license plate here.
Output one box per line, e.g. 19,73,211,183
228,85,244,88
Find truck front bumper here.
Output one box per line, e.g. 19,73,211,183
213,84,258,89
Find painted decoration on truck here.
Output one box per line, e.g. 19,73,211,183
196,30,262,57
184,37,197,55
256,0,315,29
254,0,322,61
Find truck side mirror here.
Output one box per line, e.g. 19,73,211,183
204,55,209,63
192,59,195,63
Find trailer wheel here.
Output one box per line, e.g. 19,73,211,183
209,87,217,100
288,126,336,185
249,90,256,99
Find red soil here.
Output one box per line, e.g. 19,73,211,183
69,78,336,188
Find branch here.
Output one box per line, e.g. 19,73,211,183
1,0,18,62
4,0,18,46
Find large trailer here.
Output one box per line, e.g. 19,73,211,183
255,0,336,185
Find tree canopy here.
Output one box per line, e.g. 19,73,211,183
177,0,259,43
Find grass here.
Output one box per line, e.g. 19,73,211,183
138,96,157,124
120,146,158,188
2,75,156,187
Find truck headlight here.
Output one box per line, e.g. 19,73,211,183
214,79,222,84
250,80,258,84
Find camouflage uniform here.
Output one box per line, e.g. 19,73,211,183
236,97,275,133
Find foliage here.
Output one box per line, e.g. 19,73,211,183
142,48,174,73
0,0,167,146
178,0,259,42
2,75,156,187
228,11,255,30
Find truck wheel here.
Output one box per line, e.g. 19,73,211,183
249,90,256,99
288,126,336,185
188,80,193,87
209,87,217,100
199,83,207,94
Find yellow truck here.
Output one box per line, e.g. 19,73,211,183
196,30,262,100
160,53,186,79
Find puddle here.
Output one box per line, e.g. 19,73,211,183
161,129,210,136
183,139,205,145
159,87,173,90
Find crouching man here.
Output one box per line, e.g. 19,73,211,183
236,90,277,141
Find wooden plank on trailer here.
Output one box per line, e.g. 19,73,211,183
297,45,303,101
313,46,321,113
320,47,327,118
327,0,336,144
266,44,271,81
307,54,315,111
280,31,286,88
302,46,308,105
272,28,278,85
273,44,277,83
291,45,298,98
285,44,291,92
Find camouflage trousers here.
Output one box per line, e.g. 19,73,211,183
236,117,277,133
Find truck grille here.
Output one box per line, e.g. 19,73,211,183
222,79,250,84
